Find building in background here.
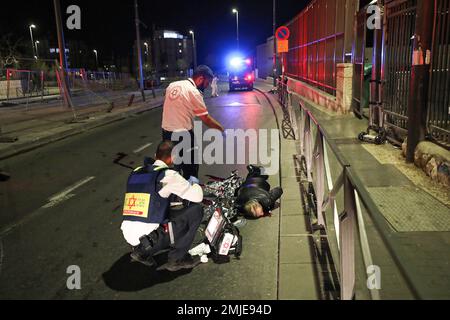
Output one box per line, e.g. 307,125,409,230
133,30,193,81
256,36,278,80
152,30,194,79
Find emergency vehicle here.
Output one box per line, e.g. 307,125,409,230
228,57,255,92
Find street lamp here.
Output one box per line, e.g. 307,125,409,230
189,30,197,69
29,24,36,57
143,42,149,67
35,41,40,57
93,49,98,70
232,8,239,50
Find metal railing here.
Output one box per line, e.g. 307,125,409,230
382,0,417,142
428,0,450,146
277,79,296,140
291,96,420,300
284,0,352,96
297,103,419,300
352,6,369,116
0,68,58,102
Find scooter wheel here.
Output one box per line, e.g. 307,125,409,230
358,132,366,142
375,136,384,145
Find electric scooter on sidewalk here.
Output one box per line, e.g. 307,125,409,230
358,79,387,145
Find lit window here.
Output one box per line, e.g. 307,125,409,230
164,31,182,39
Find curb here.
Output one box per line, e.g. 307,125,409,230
0,101,163,161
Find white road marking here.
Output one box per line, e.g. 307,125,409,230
133,143,153,154
0,176,96,237
42,176,96,209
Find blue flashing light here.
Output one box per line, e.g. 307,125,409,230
229,57,244,69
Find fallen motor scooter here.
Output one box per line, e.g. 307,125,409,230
199,170,245,263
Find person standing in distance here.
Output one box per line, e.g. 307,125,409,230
211,74,220,97
162,65,224,180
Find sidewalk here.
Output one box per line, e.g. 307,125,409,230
0,91,164,161
256,79,450,299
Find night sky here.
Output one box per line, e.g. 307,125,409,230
1,0,308,69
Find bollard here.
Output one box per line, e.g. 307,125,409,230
128,94,135,107
107,102,115,113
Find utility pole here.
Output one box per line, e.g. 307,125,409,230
273,0,277,87
406,0,434,162
134,0,145,101
53,0,74,111
29,24,36,57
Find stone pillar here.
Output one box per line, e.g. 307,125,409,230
336,63,354,114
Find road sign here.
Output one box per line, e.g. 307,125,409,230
276,26,290,41
277,40,289,53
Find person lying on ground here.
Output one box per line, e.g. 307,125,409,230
234,165,283,219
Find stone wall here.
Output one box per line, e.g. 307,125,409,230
336,63,354,114
403,139,450,187
286,63,354,115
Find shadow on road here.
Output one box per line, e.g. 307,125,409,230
102,253,192,292
0,171,10,182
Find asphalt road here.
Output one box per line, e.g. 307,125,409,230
0,83,282,300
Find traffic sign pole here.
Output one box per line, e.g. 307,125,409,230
276,26,290,81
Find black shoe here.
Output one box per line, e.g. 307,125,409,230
270,187,284,202
158,255,201,272
247,165,262,178
130,247,156,268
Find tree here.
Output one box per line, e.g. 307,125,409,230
0,34,23,69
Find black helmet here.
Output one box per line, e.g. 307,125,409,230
193,65,214,79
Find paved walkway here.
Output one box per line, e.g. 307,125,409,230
256,81,339,300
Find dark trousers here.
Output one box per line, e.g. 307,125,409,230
162,129,199,180
149,203,204,262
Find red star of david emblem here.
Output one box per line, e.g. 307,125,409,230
169,86,181,100
127,195,138,210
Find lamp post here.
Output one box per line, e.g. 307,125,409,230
134,0,145,97
35,41,40,57
144,42,149,68
144,42,149,56
29,24,36,57
93,49,98,70
189,30,197,69
232,8,239,50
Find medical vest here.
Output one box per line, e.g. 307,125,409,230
122,165,170,224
